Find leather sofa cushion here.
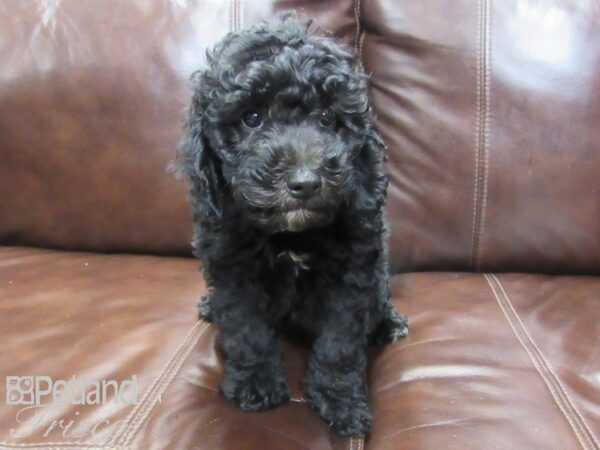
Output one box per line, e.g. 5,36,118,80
0,247,353,450
361,0,600,273
2,247,598,449
369,272,600,449
2,0,599,275
0,0,356,256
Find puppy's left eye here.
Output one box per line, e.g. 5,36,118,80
242,110,263,129
319,109,336,128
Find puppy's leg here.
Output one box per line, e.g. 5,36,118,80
211,283,290,411
367,260,408,346
368,302,409,346
197,294,212,322
302,301,372,437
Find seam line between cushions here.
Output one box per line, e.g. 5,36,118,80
237,0,243,31
348,437,364,450
484,274,599,450
229,0,239,32
107,321,210,446
353,0,365,70
0,444,124,449
118,321,211,446
346,372,367,449
0,322,208,449
471,0,492,271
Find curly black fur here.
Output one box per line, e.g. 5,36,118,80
179,14,408,437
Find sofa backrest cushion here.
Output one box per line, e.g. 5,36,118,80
2,0,599,274
362,0,600,273
0,0,357,256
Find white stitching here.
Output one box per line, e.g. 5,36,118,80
471,0,491,271
234,0,238,31
229,0,238,32
353,0,361,53
1,317,208,450
476,0,492,270
357,437,364,450
484,274,599,450
345,372,368,450
108,321,209,445
0,445,123,449
2,318,207,450
470,0,483,271
107,320,206,444
491,275,600,449
117,322,211,446
358,31,366,66
353,0,365,71
234,0,239,31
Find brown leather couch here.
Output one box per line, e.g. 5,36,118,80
1,1,599,449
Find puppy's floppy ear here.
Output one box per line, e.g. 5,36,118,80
352,126,389,213
179,86,223,218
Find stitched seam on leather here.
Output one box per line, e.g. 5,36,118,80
349,436,364,450
470,0,491,271
476,0,492,270
117,321,211,447
469,0,482,270
106,321,209,445
0,447,120,450
358,32,366,68
346,372,367,450
0,445,123,449
233,0,238,31
229,0,239,32
0,442,117,447
353,0,362,58
107,320,205,444
358,372,366,450
353,0,366,74
212,407,313,449
0,325,215,450
491,275,600,449
484,274,599,450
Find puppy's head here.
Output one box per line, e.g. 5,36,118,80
181,14,386,233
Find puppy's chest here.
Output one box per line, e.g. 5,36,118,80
265,247,316,306
266,232,332,277
275,250,312,277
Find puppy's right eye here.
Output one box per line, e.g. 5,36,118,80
241,111,263,129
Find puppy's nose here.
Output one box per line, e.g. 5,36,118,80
286,169,322,200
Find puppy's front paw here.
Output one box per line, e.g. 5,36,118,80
369,309,409,346
197,295,212,322
303,382,372,437
220,365,290,411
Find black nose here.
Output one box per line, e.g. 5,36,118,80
286,169,322,200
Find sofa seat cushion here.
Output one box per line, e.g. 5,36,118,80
0,247,353,450
1,248,598,449
369,273,600,450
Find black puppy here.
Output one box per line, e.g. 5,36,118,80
180,14,408,437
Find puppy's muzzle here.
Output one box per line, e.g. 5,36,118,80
286,167,322,200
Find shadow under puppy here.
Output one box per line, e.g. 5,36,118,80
179,14,408,437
